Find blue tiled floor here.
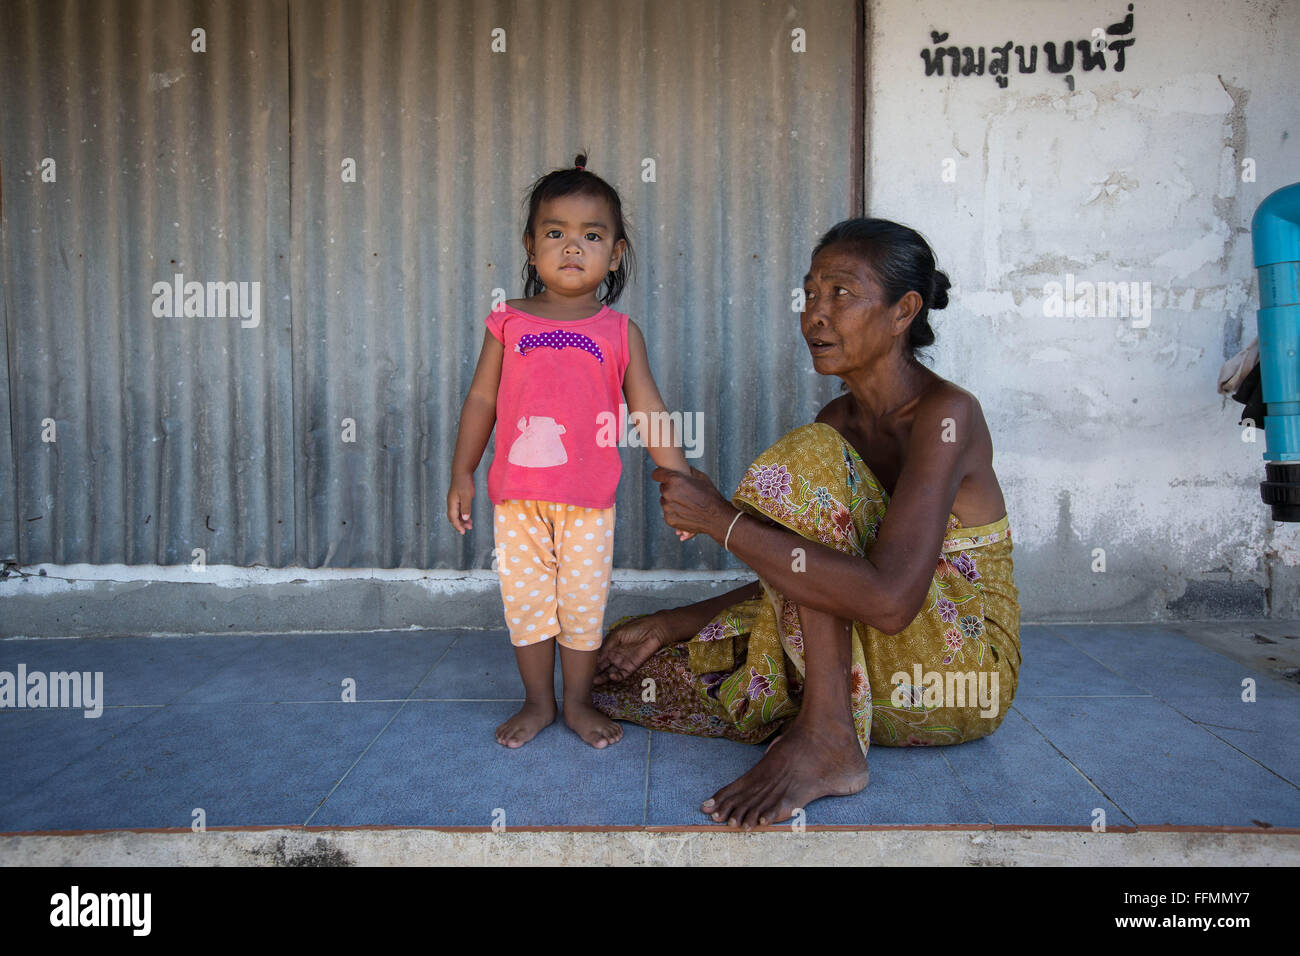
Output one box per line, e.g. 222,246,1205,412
310,702,649,827
0,625,1296,831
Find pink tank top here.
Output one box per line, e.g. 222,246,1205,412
485,304,631,509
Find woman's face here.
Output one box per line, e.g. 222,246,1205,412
801,245,910,375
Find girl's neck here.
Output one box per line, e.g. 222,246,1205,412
517,292,606,322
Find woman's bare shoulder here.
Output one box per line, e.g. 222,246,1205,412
916,373,984,424
814,394,849,428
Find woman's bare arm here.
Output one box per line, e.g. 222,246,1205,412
656,388,976,633
657,580,764,640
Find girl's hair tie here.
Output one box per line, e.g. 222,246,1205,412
575,163,585,171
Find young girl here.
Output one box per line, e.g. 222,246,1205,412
448,154,692,749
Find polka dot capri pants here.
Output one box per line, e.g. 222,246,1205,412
493,500,615,651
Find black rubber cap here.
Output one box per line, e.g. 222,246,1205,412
1261,462,1300,521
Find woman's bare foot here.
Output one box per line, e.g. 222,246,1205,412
564,699,624,749
701,721,869,828
496,699,557,748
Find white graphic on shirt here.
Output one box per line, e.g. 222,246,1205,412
507,416,568,468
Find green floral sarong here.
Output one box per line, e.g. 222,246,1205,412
592,422,1021,750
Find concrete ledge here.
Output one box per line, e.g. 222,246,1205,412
0,564,752,638
2,827,1297,866
11,562,1300,638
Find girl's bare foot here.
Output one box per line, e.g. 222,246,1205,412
563,699,624,749
701,721,869,828
496,699,557,748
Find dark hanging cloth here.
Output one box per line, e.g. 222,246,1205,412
1232,360,1265,426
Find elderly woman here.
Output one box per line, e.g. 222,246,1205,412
591,218,1020,829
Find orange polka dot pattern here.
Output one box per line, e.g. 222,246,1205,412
493,500,616,651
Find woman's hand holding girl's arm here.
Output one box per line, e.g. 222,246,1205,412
649,466,739,541
654,389,975,633
447,329,504,534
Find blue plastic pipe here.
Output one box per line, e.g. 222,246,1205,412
1254,182,1300,519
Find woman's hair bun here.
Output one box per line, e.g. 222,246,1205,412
931,270,951,311
574,152,588,168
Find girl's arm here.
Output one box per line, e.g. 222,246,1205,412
623,320,690,474
623,320,694,539
447,329,505,534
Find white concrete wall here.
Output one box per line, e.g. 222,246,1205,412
866,0,1300,619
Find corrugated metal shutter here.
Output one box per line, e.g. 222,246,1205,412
1,0,859,570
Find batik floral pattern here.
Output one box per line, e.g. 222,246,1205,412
590,423,1020,751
